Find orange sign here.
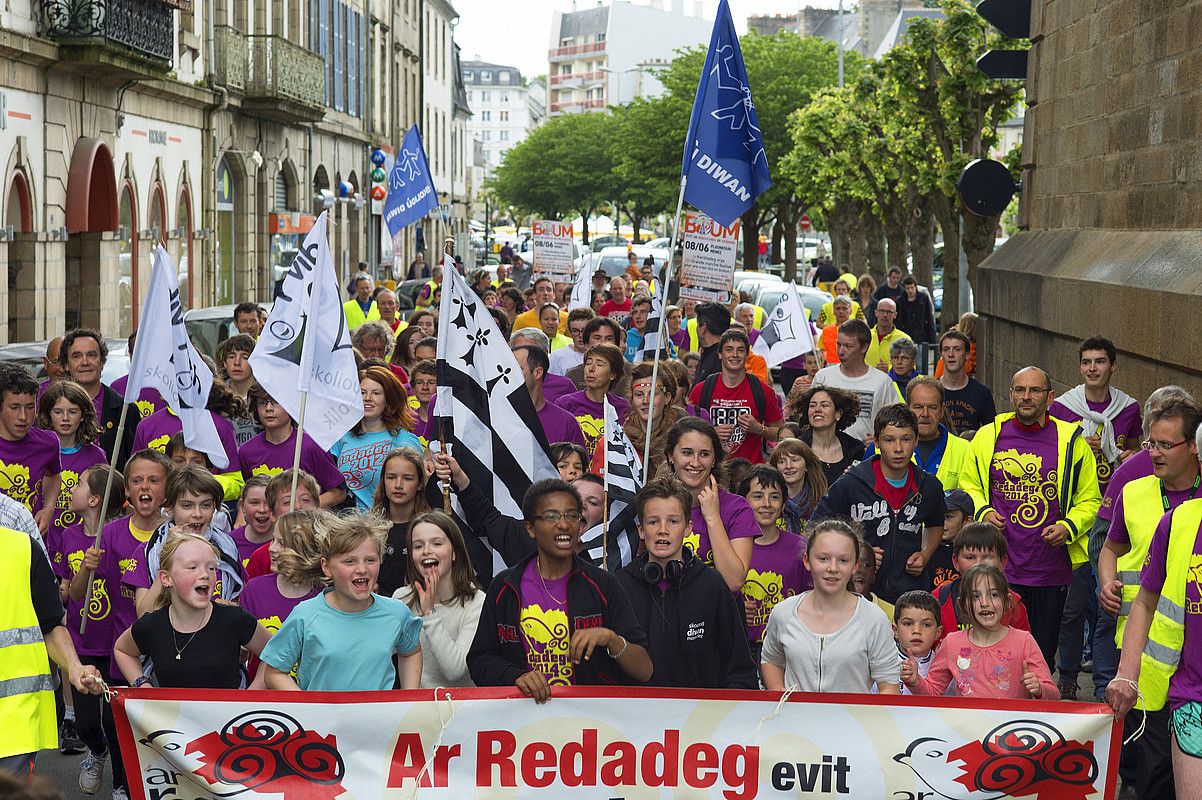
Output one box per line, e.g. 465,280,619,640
268,213,316,235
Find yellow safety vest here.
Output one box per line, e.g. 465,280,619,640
1116,475,1196,645
1137,497,1202,711
687,317,699,352
0,529,57,758
342,299,380,331
934,431,971,491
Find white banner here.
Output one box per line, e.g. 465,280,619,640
114,687,1118,800
531,219,575,282
680,212,739,303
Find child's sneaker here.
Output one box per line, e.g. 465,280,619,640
79,752,107,794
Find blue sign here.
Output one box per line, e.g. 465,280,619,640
383,125,439,237
680,0,771,227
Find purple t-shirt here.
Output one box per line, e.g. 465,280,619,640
1140,505,1202,710
237,428,344,492
554,391,631,459
537,401,586,448
519,560,574,686
101,515,156,679
989,419,1068,586
542,372,578,406
1099,450,1154,524
1050,394,1143,489
48,444,107,543
742,531,811,643
1108,478,1202,544
48,523,113,655
685,489,759,568
239,574,319,634
0,426,61,515
109,375,166,421
230,525,273,569
132,408,241,472
670,328,689,353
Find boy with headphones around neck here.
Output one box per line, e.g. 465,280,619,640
615,477,759,689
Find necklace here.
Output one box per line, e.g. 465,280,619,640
536,557,566,606
170,607,208,660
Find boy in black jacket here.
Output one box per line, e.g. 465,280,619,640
615,477,758,689
813,404,946,603
467,479,652,702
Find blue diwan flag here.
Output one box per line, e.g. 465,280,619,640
681,0,772,227
383,125,439,237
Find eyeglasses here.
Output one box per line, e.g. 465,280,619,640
1010,386,1049,396
1141,439,1189,453
533,510,583,523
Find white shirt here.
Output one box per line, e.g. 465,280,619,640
0,492,46,557
812,364,901,441
549,346,586,376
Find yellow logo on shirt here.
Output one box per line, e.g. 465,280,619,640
576,415,604,459
135,400,157,419
742,568,790,631
1188,555,1202,615
520,604,573,686
259,614,284,635
56,470,81,528
0,461,34,509
991,449,1058,529
119,557,138,576
85,577,111,621
251,465,285,478
148,434,170,452
67,549,85,576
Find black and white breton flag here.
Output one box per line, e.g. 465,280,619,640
435,262,558,570
582,397,643,570
630,289,669,363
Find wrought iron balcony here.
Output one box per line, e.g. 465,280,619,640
39,0,173,76
211,24,246,91
244,34,325,124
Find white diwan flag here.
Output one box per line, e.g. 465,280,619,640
567,262,592,311
124,246,228,468
250,212,363,450
752,281,816,368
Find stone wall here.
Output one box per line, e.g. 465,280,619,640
976,0,1202,406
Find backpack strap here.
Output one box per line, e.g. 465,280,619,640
748,375,767,421
700,373,720,409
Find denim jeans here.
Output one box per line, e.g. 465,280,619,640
1057,564,1096,684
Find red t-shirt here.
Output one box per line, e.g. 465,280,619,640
598,298,631,318
688,374,782,463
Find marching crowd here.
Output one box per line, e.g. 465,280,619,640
1,259,1195,799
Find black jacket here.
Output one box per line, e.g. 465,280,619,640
895,290,937,344
615,556,758,689
98,384,137,467
467,553,648,688
692,343,721,390
812,456,947,603
421,476,528,587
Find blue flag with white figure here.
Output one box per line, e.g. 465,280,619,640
383,125,439,237
681,0,772,227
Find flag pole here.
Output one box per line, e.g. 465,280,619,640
440,235,454,513
80,402,130,635
289,391,308,508
641,174,687,483
602,409,610,572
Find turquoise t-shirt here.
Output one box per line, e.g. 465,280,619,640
329,429,423,510
259,589,422,691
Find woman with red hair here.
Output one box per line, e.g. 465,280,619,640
331,365,422,510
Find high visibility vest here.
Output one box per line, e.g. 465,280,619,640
1116,475,1190,645
342,299,380,331
0,528,57,758
935,431,971,491
1136,497,1202,711
687,318,699,352
752,305,765,329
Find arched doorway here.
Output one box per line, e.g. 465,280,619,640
6,168,33,343
177,184,193,310
118,181,138,337
64,137,119,331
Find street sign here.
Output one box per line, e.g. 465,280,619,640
977,0,1030,38
799,214,812,232
977,50,1029,80
957,158,1020,216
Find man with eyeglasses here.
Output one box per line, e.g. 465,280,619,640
467,478,652,701
549,308,596,377
961,366,1101,671
1099,398,1200,797
1048,336,1143,699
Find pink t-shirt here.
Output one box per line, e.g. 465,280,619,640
910,627,1059,699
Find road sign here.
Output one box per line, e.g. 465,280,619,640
799,214,812,232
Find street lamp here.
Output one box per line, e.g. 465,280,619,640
598,65,638,107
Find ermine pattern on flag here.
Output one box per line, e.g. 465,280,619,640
582,398,642,569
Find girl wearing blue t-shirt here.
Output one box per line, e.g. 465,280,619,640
260,513,423,691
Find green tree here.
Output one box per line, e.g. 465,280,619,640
611,97,684,241
488,112,618,244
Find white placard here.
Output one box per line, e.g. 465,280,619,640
532,219,575,282
680,211,739,303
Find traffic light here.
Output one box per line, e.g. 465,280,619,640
369,148,387,212
975,0,1030,80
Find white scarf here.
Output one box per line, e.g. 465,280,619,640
1056,384,1137,464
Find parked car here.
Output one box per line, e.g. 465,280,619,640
754,284,832,323
642,237,671,249
588,246,670,279
589,235,629,252
0,338,130,383
183,304,274,357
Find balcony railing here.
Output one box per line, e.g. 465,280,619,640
549,98,606,113
243,34,325,123
549,70,605,87
39,0,173,71
212,24,245,91
548,40,606,61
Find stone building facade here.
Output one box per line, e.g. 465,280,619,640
977,0,1202,400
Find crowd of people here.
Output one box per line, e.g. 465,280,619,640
0,255,1188,800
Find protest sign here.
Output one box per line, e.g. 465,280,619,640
114,686,1118,800
680,212,739,303
531,220,575,282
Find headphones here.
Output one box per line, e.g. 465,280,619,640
641,545,696,585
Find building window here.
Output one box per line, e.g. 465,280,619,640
501,92,508,102
500,131,508,141
482,69,491,81
500,110,508,121
481,110,490,121
483,130,490,141
500,71,510,83
481,90,490,102
464,70,473,80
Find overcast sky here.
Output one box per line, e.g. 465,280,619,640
453,0,840,79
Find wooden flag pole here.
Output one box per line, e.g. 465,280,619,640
79,402,130,635
601,487,610,573
288,390,308,508
440,235,454,513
